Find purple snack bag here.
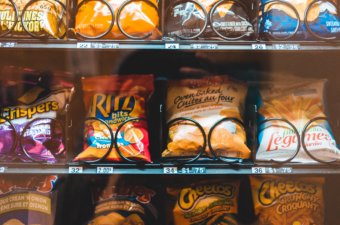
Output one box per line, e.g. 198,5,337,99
0,66,74,163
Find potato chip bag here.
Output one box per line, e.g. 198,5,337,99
88,176,158,225
74,75,153,162
256,79,340,163
0,66,74,163
250,176,325,225
74,0,161,39
163,75,251,160
259,0,340,40
0,175,58,225
167,179,240,225
0,0,66,38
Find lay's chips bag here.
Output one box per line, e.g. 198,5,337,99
74,75,153,162
259,0,340,40
250,176,325,225
167,179,240,225
0,66,74,163
163,75,251,160
256,79,340,163
0,175,58,225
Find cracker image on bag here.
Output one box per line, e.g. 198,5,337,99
250,176,325,225
74,75,153,162
256,79,340,163
167,179,240,225
163,75,251,160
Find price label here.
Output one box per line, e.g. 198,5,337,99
77,42,91,48
91,43,119,49
165,43,179,49
252,44,267,50
252,167,266,174
97,167,114,174
2,42,16,48
181,167,206,174
163,167,178,174
278,167,293,174
0,167,5,173
273,44,299,50
191,44,218,49
68,166,83,174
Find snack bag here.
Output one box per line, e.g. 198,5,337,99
167,179,240,225
74,75,153,162
259,0,340,40
74,0,161,39
250,176,325,225
167,0,254,40
0,0,66,38
0,66,74,162
88,176,158,225
163,75,251,160
0,175,58,225
256,79,340,163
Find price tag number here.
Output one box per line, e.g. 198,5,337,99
69,166,83,174
273,44,299,50
163,167,178,174
252,167,266,174
97,167,114,174
165,43,179,49
181,167,206,174
252,44,266,50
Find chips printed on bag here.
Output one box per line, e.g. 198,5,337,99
74,75,153,162
163,75,251,160
0,0,66,38
256,79,340,163
74,0,161,39
167,179,240,225
250,176,325,225
0,175,58,225
0,66,74,162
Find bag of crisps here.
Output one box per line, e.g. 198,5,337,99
0,0,66,38
162,75,251,160
88,176,159,225
0,66,74,163
167,179,240,225
250,176,325,225
0,175,58,225
259,0,340,40
74,75,153,162
74,0,161,39
256,79,340,163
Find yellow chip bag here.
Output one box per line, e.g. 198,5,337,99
250,176,325,225
168,180,240,225
163,75,251,160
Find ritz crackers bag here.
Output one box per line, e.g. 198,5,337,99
74,75,153,162
75,0,161,39
256,79,340,163
168,180,240,225
0,175,58,225
163,75,250,159
0,0,66,38
0,66,74,162
250,176,325,225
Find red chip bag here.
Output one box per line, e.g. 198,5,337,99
74,75,154,162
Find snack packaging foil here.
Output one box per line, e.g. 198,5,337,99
75,0,161,39
259,0,340,40
250,176,325,225
0,0,66,38
74,75,153,162
256,79,340,163
0,66,74,163
0,175,58,225
88,176,158,225
167,179,240,225
166,0,254,40
163,75,251,160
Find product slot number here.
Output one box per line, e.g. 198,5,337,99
0,42,16,48
0,167,6,173
165,43,180,49
252,44,267,50
77,42,91,48
68,166,83,174
163,167,206,174
97,167,114,174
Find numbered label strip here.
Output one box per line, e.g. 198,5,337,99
252,167,293,174
163,167,206,174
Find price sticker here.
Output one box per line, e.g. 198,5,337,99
91,42,103,49
103,43,119,49
191,44,218,49
279,167,293,174
2,42,16,48
68,166,83,174
97,167,114,174
165,43,180,49
0,167,5,173
273,44,300,50
252,44,267,50
77,42,91,48
251,167,266,174
163,167,178,174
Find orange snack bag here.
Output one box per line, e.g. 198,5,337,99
74,75,154,162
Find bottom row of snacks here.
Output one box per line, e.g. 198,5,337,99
0,175,328,225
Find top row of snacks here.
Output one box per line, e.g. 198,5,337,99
0,0,340,41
